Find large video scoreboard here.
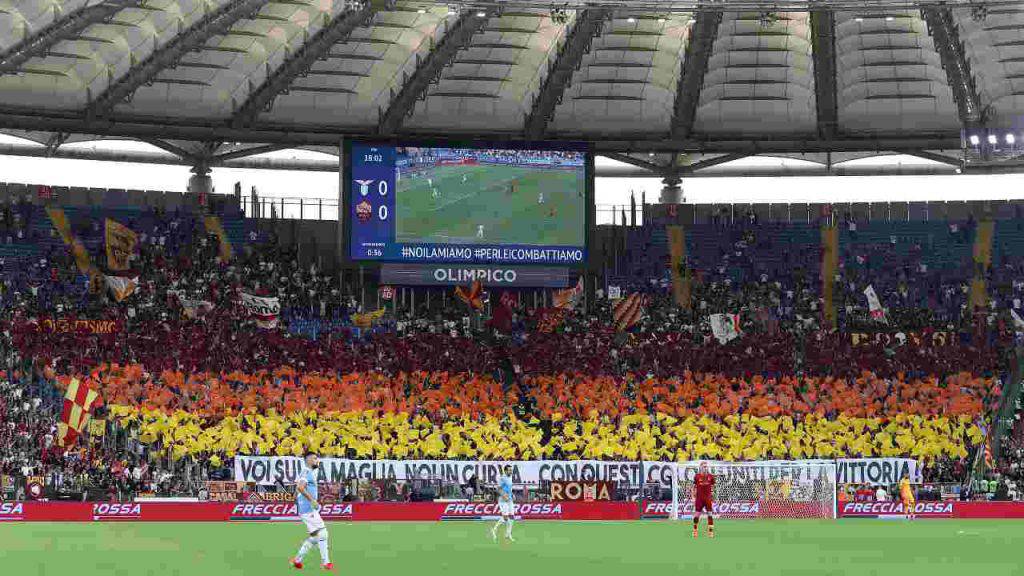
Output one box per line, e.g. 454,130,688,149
345,140,590,266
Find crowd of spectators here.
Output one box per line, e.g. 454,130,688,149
0,195,1021,502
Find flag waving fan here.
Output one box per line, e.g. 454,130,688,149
455,280,484,311
612,293,646,331
57,378,102,448
553,277,583,310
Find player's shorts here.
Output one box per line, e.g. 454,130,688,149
498,501,515,517
694,497,713,514
902,498,916,512
300,510,326,533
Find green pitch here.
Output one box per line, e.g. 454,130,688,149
3,520,1022,576
396,164,584,246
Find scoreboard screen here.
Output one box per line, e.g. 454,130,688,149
347,141,588,265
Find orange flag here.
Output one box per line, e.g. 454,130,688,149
455,280,484,310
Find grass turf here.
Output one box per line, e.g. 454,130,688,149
1,520,1021,576
395,164,585,246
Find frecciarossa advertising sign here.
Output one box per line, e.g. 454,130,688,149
5,501,1024,522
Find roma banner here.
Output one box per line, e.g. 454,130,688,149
240,293,280,329
58,378,101,448
550,481,615,501
105,218,137,271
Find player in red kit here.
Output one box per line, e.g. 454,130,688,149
692,462,715,538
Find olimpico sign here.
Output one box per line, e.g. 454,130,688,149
380,264,570,288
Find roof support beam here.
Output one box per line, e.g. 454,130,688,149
922,7,984,125
211,143,291,162
680,152,747,173
901,150,962,166
85,0,272,120
231,4,378,128
524,9,609,139
0,141,992,177
810,10,838,139
377,11,488,136
602,152,665,174
670,12,721,139
0,109,965,151
141,138,201,162
0,0,141,75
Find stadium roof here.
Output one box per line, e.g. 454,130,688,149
1,0,1023,178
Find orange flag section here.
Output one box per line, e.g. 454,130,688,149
58,378,101,448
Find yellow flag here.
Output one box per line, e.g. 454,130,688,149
105,218,137,271
89,419,106,437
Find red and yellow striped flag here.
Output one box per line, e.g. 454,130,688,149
612,293,646,331
58,378,101,448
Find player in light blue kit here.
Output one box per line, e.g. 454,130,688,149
491,465,515,542
291,453,333,571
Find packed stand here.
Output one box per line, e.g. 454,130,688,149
0,196,1020,501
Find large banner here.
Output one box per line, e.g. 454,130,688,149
26,317,122,334
240,293,280,329
105,218,137,271
235,457,650,487
850,330,955,348
235,457,916,488
836,458,921,484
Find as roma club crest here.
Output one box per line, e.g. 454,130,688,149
356,200,373,223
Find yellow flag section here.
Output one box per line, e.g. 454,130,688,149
821,224,839,329
46,207,93,273
58,378,101,448
203,215,233,262
970,220,994,310
666,225,690,309
105,218,137,270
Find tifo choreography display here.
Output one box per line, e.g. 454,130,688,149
1,185,1023,575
